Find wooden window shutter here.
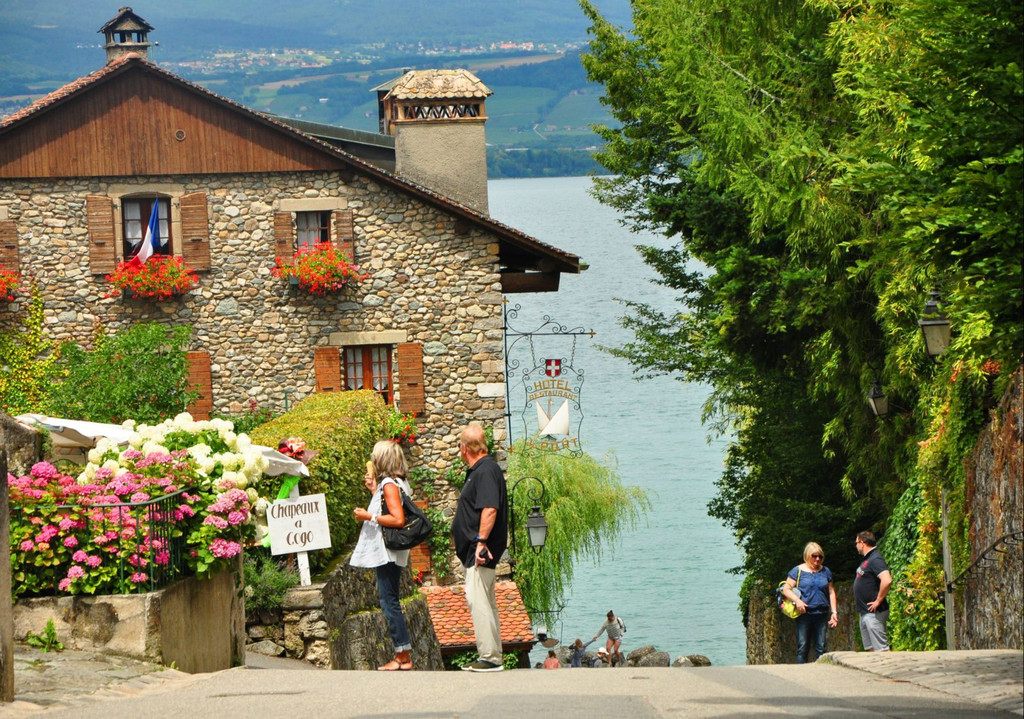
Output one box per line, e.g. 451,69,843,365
0,220,18,272
314,347,341,392
185,351,213,420
179,192,211,271
333,210,355,262
396,342,425,416
86,194,117,275
274,211,294,264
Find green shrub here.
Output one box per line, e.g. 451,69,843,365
0,288,64,415
424,506,453,580
243,550,300,613
249,390,389,572
444,649,521,671
46,322,197,424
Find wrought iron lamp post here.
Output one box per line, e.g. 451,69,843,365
508,475,548,578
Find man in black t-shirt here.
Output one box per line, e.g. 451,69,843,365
451,424,508,672
853,531,892,651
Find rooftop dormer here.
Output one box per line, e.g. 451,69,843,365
99,6,154,65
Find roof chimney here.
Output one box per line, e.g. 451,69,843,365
374,69,492,214
99,7,154,64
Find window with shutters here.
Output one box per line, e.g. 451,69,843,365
275,209,355,264
344,345,393,404
122,197,172,259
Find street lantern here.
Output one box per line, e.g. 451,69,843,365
508,476,548,577
525,505,548,552
866,381,889,417
918,291,951,359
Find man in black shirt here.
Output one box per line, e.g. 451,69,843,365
452,424,508,672
853,531,892,651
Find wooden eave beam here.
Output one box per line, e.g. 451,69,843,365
501,271,561,294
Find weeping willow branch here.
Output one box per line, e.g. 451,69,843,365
507,440,650,614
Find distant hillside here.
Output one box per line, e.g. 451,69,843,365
0,1,627,177
0,0,632,87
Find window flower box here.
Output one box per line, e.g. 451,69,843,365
273,243,368,295
0,266,20,301
106,256,198,301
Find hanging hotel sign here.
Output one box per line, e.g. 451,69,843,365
519,358,584,453
503,300,594,457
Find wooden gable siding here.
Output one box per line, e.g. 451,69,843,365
0,68,343,179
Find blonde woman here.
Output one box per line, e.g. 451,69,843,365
351,440,414,670
780,542,838,663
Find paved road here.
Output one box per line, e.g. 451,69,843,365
2,648,1020,718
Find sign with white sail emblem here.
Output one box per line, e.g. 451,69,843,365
503,300,593,456
520,358,583,452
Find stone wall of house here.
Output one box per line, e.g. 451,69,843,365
957,366,1023,649
0,170,507,468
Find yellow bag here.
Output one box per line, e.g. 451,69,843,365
777,567,802,619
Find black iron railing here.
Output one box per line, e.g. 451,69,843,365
13,487,193,595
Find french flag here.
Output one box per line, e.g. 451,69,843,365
132,201,161,265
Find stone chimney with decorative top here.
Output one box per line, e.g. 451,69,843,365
100,6,154,65
374,69,492,214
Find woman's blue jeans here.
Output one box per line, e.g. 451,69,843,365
376,562,411,653
795,612,828,663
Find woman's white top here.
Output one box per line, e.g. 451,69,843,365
349,476,412,569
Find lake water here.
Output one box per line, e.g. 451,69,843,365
488,176,747,666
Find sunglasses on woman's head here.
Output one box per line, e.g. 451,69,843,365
811,554,824,559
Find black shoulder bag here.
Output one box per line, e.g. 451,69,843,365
379,480,433,550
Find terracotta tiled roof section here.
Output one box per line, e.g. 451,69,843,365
0,55,577,274
423,581,535,652
385,69,492,101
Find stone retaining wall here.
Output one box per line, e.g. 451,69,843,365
746,580,859,664
13,568,244,673
245,558,443,670
957,366,1023,649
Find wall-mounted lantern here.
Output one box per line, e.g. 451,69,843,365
866,381,889,417
918,290,951,359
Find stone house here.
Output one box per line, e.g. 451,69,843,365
0,8,580,470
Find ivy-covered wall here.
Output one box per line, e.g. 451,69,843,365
956,367,1023,649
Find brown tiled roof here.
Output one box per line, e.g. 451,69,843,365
423,581,535,653
385,69,492,100
0,56,578,275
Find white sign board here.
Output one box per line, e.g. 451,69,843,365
267,493,331,556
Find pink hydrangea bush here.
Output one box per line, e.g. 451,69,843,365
8,417,267,598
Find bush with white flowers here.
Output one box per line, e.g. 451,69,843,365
3,413,273,599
